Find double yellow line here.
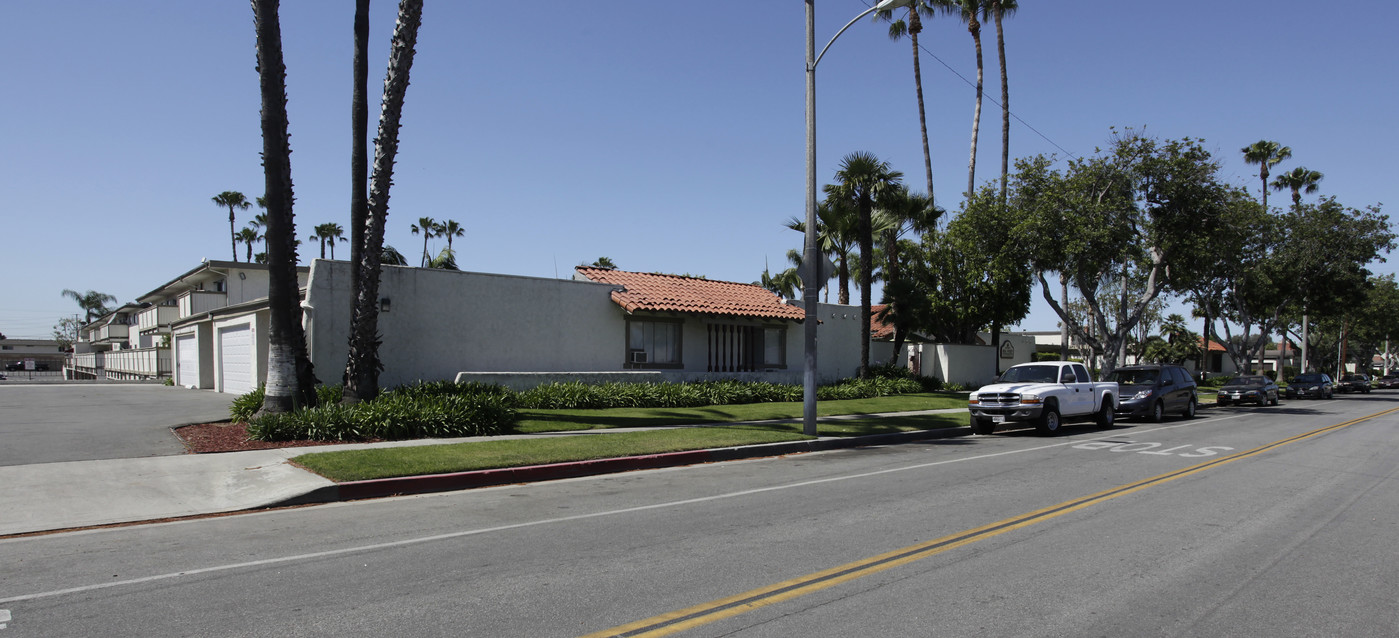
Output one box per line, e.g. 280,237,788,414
583,406,1399,638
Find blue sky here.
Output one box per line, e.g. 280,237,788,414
3,1,1396,339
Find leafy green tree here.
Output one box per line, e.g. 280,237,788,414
1240,140,1290,213
52,316,81,352
344,0,425,404
1271,166,1323,209
875,186,939,360
1182,191,1278,373
61,289,117,323
410,216,437,267
211,191,252,262
252,0,317,413
824,152,904,377
1140,314,1200,366
1341,275,1399,372
1014,132,1240,376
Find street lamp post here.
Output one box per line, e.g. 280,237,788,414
803,0,913,436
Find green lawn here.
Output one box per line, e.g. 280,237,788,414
292,400,970,483
514,392,969,433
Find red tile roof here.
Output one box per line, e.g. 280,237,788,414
1198,337,1226,352
576,267,805,321
870,304,894,339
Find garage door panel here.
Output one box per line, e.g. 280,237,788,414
218,325,253,395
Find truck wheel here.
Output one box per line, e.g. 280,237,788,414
1095,399,1115,428
1150,401,1165,423
970,415,996,435
1182,399,1196,419
1035,404,1061,436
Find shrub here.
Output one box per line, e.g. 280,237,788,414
229,386,265,422
246,386,517,442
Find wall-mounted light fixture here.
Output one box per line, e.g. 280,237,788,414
380,297,391,313
238,272,246,280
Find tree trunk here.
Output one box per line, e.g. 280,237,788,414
837,260,850,305
229,207,239,262
343,0,424,404
994,4,1010,205
252,0,317,414
1059,275,1069,359
858,200,873,379
965,17,983,199
347,0,370,356
909,10,934,203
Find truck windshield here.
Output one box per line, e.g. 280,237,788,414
999,365,1059,384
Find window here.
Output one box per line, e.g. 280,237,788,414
627,319,681,367
707,323,787,372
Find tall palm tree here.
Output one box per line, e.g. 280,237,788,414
61,289,117,323
344,0,425,404
986,0,1017,204
381,245,409,266
410,216,437,267
309,224,330,259
824,152,904,378
211,191,251,262
348,0,371,362
236,226,263,262
436,219,465,252
590,256,618,269
1241,140,1291,212
880,1,950,204
945,0,986,198
252,0,317,413
876,187,937,360
1271,167,1323,209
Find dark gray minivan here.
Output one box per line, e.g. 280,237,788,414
1107,364,1198,422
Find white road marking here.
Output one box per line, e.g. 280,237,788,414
0,413,1254,605
0,608,10,629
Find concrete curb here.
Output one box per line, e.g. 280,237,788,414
274,426,973,506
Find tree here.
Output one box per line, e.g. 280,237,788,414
879,1,950,204
52,316,80,352
785,202,858,304
427,246,458,270
324,223,346,259
824,152,903,377
945,0,986,198
437,219,464,252
343,0,425,404
1140,314,1200,366
61,289,117,323
986,0,1017,204
252,0,317,414
347,0,370,361
590,257,617,269
1271,166,1323,209
1240,140,1290,213
211,191,252,262
1014,132,1241,377
381,245,409,266
410,216,437,267
875,186,939,362
236,226,263,262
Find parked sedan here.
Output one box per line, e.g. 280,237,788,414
1216,375,1279,406
1107,364,1198,421
1376,374,1399,389
1285,373,1334,400
1337,374,1371,393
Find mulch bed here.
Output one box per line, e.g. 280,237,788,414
173,422,371,454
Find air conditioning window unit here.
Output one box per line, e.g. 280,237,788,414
630,351,649,364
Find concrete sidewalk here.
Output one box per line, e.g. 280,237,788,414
0,409,970,537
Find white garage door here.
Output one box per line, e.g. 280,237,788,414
218,324,254,395
176,335,199,388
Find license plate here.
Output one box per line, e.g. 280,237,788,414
991,416,1005,423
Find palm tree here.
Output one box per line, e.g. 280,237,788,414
309,224,330,259
436,219,465,252
427,246,458,270
61,289,117,323
945,0,986,198
344,0,425,404
347,0,371,369
824,152,904,377
1271,167,1324,209
381,245,409,266
876,187,938,360
986,0,1017,204
236,226,263,262
410,216,437,267
879,1,950,204
252,0,317,414
324,223,346,259
590,256,618,269
785,202,858,304
211,191,251,262
1241,140,1292,212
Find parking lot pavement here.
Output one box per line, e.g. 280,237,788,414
0,383,234,466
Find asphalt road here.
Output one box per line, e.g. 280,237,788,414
0,383,233,465
3,394,1398,636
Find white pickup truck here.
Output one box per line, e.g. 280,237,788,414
968,361,1118,435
